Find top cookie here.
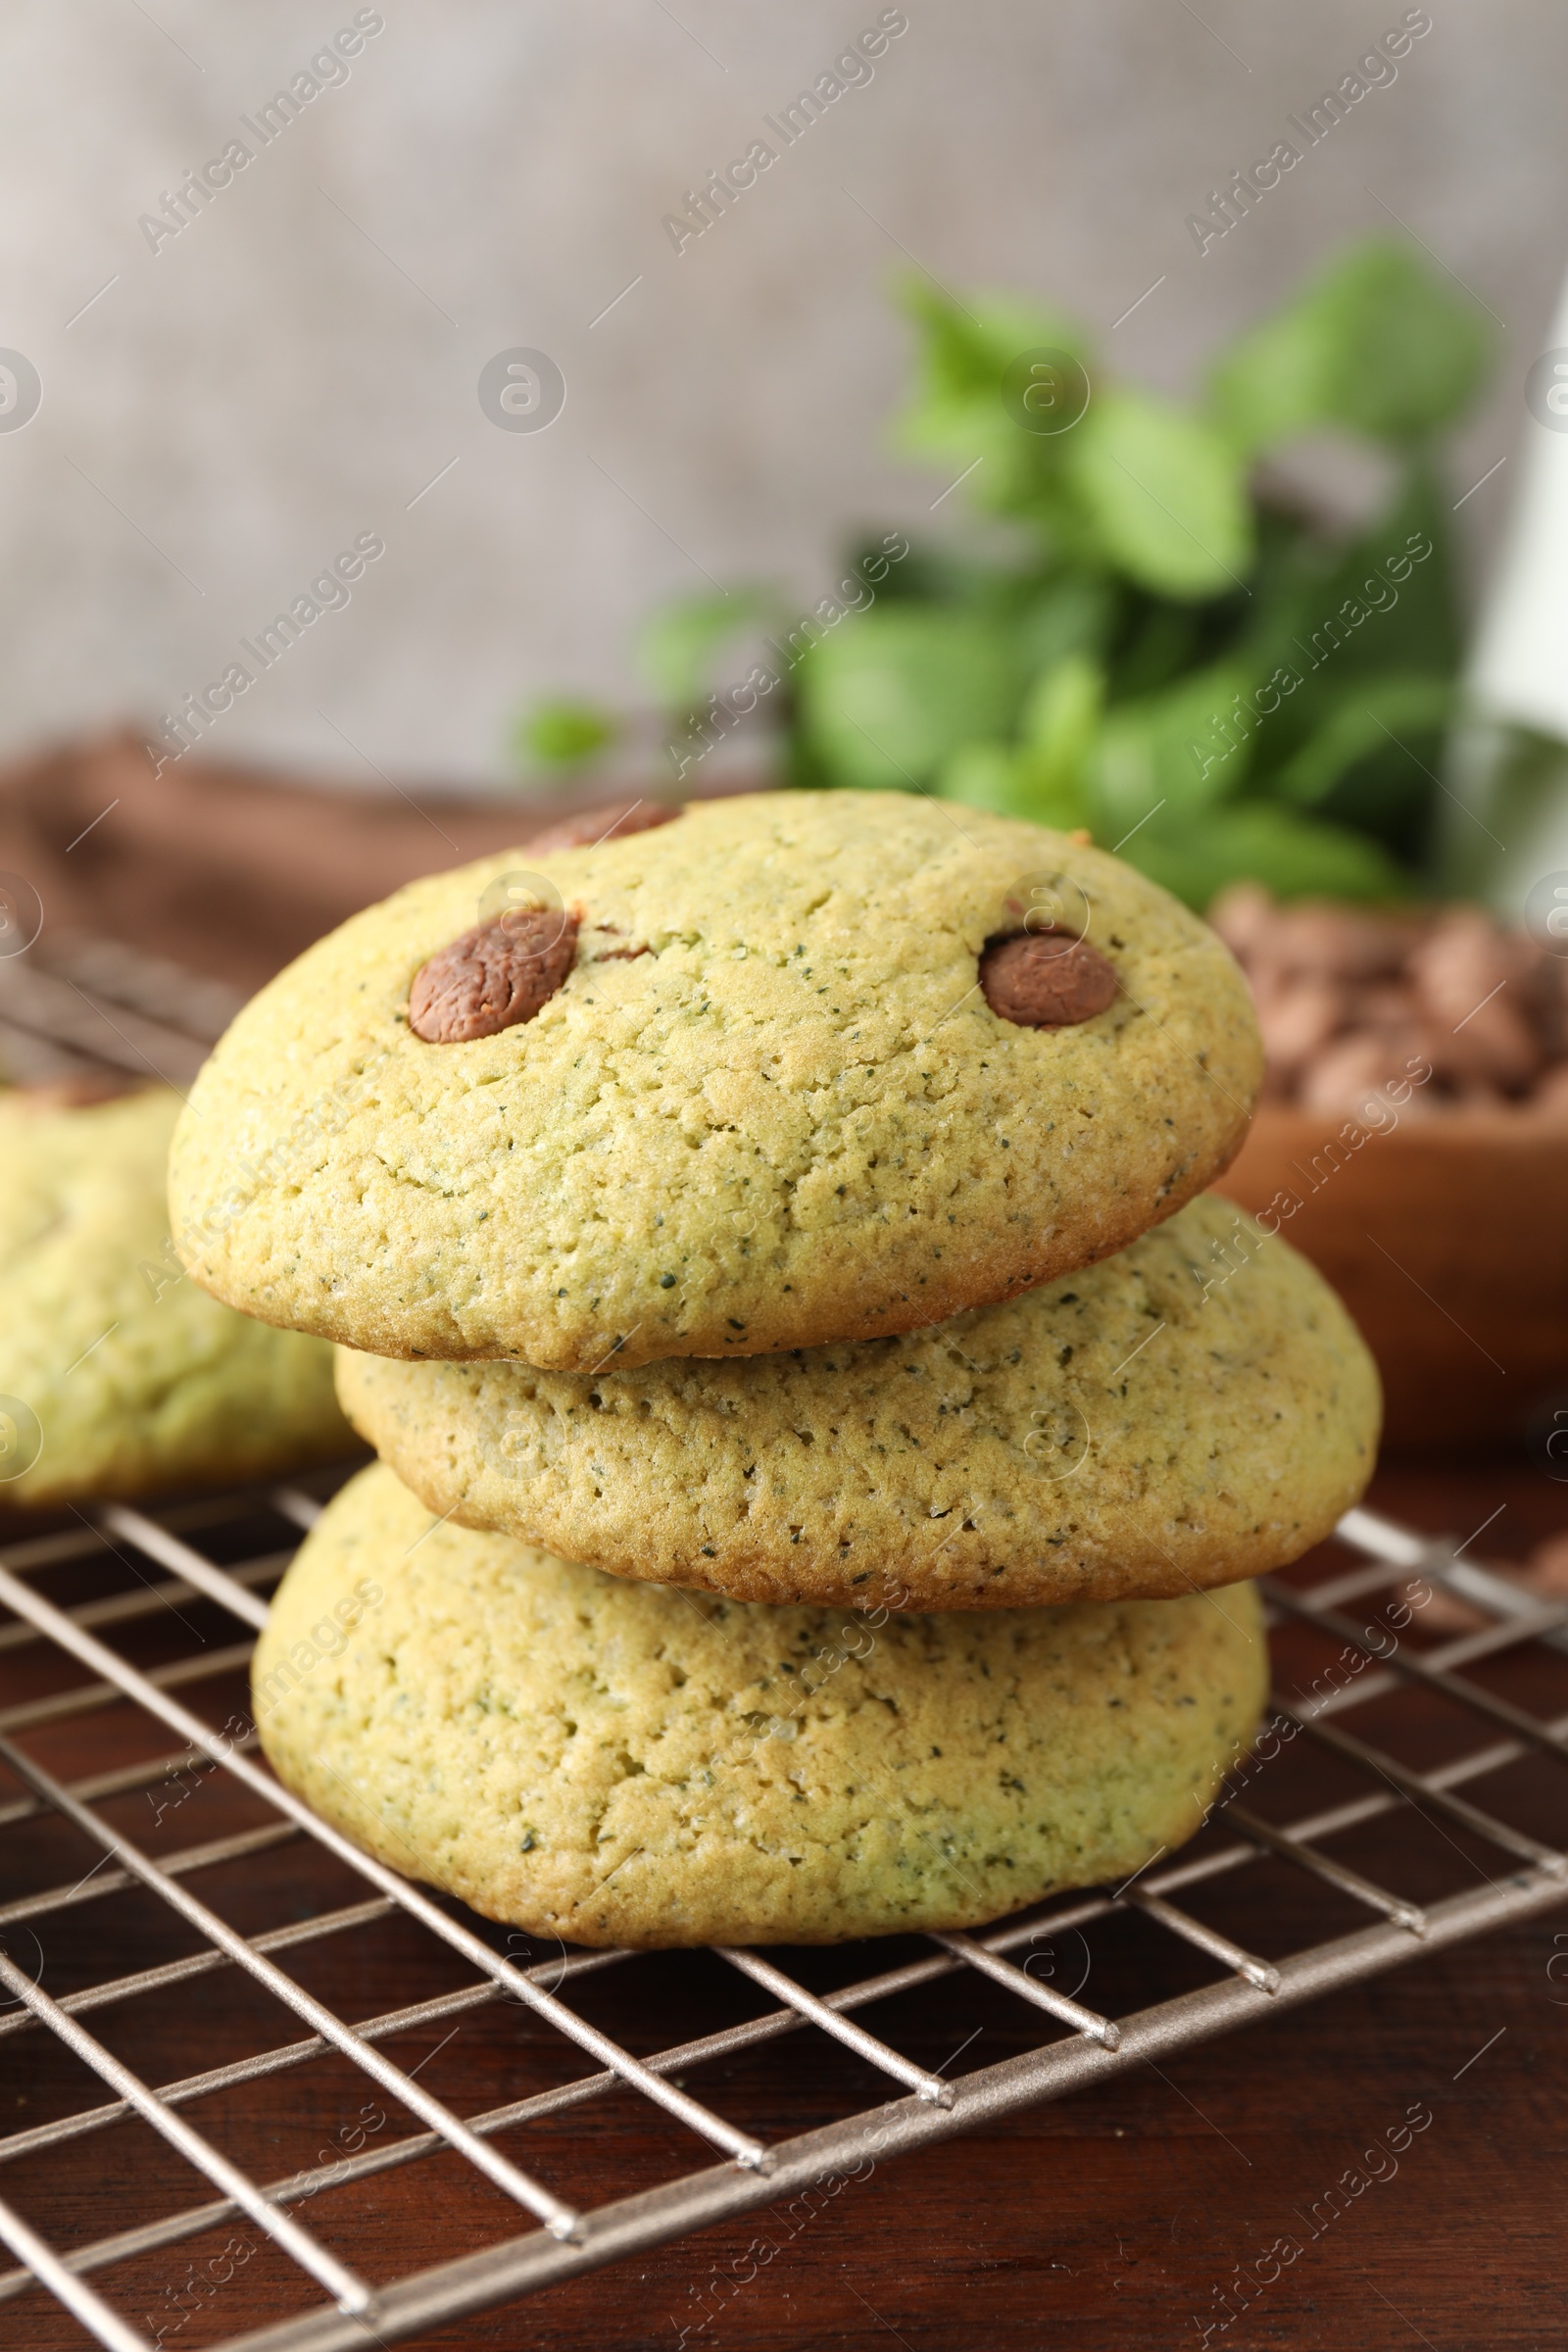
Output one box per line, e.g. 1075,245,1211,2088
170,791,1262,1373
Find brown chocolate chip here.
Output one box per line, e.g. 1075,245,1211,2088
17,1071,147,1109
409,907,579,1044
979,930,1118,1028
521,801,681,857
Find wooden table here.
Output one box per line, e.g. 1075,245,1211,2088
6,1453,1566,2352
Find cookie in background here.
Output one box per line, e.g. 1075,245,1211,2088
0,1085,354,1506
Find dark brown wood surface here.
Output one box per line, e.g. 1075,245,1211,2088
5,1452,1568,2352
0,734,754,993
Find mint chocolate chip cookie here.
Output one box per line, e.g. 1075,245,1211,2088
254,1460,1267,1948
0,1087,350,1505
336,1194,1377,1608
171,791,1262,1373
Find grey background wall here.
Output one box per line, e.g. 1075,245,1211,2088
0,0,1559,789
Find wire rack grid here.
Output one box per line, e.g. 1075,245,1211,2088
1,1479,1566,2352
0,927,244,1091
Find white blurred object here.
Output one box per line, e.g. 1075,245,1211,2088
1451,264,1568,915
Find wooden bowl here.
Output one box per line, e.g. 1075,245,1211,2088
1214,1106,1568,1452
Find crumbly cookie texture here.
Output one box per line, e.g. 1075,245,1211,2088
336,1194,1379,1608
0,1088,351,1506
254,1462,1268,1948
170,791,1262,1372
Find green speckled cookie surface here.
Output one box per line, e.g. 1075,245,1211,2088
0,1088,351,1506
253,1461,1267,1947
337,1194,1379,1608
171,791,1261,1372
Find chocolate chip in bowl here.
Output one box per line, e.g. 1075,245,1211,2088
1211,885,1568,1450
1209,884,1568,1115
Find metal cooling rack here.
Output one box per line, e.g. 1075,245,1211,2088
2,1482,1566,2352
0,929,245,1090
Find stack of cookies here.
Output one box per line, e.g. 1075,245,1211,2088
169,792,1379,1948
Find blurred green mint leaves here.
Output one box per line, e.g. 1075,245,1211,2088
518,238,1491,906
511,697,620,775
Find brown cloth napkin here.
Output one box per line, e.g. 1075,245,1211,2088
3,729,664,993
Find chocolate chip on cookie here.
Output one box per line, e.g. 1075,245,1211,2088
980,931,1118,1028
522,801,682,857
410,908,578,1044
19,1072,145,1109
